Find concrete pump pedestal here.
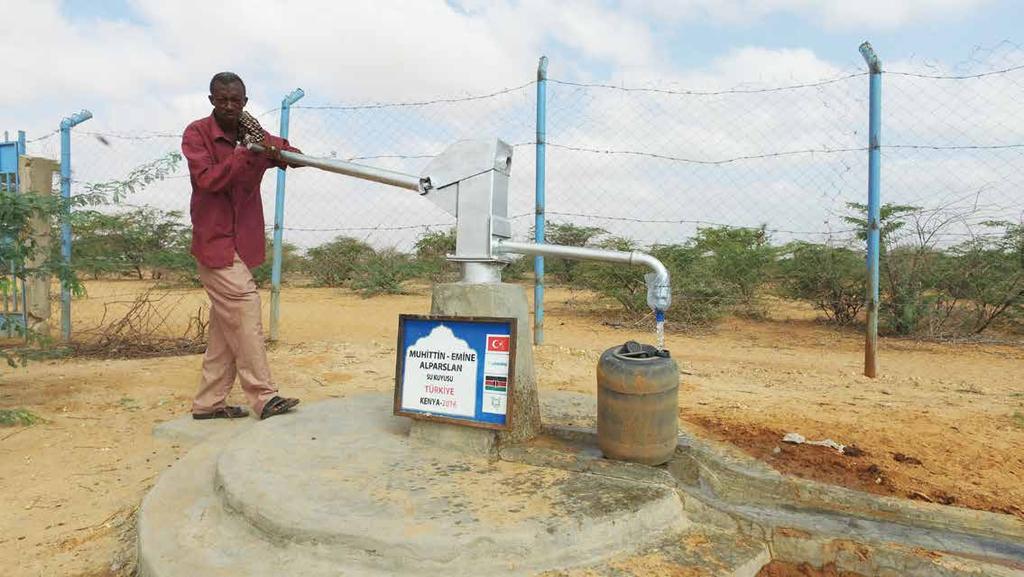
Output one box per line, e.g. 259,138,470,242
139,394,753,577
424,282,542,447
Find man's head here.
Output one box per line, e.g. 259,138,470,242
208,72,248,129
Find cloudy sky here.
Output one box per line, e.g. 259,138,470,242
2,0,1020,133
2,0,1022,250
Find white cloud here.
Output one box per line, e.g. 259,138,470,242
0,0,538,135
797,0,994,29
623,0,993,29
3,0,992,136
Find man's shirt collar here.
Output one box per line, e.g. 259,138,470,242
207,114,234,144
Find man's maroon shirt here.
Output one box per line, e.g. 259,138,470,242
182,115,298,269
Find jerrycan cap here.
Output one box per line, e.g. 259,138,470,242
617,340,671,359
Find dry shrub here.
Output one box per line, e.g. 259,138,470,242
75,288,208,359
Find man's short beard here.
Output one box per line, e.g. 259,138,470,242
214,111,239,130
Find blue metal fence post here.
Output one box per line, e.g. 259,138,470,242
17,130,27,338
15,129,24,187
59,110,92,342
269,88,305,342
859,42,882,378
534,56,548,346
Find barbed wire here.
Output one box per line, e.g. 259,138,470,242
62,132,1024,165
549,72,867,96
539,212,859,237
547,143,867,165
330,142,535,162
547,143,1024,167
293,81,536,111
26,130,59,143
80,130,182,141
273,223,452,233
886,63,1024,80
885,143,1024,151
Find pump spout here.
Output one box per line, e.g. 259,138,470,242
495,240,672,347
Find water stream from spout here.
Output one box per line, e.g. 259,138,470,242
655,310,666,350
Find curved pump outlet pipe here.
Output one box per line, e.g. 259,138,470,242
495,240,672,349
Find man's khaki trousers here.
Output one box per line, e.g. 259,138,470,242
192,253,277,415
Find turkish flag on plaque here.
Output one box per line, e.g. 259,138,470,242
487,335,511,353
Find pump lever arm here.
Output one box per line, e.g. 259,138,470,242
247,143,432,194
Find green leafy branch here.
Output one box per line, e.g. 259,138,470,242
80,151,182,204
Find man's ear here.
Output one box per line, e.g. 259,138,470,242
208,95,216,106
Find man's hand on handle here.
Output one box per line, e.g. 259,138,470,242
238,111,282,162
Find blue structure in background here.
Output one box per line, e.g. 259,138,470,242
0,131,25,177
270,88,305,342
1,131,27,337
59,110,92,342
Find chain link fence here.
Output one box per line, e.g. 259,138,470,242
281,83,537,250
882,46,1024,244
542,72,870,248
16,43,1024,340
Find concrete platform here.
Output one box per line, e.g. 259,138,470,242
139,394,770,576
537,391,1024,577
153,410,257,446
144,390,1024,576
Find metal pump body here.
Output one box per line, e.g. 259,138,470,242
252,138,671,324
419,140,514,266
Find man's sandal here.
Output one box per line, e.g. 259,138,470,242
192,406,249,420
260,396,300,420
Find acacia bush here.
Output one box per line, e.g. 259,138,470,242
927,222,1024,335
841,202,1024,336
303,236,374,287
2,152,180,366
844,202,926,334
308,217,1023,337
692,225,775,309
413,228,458,282
1,187,74,366
71,207,193,281
350,248,419,296
777,242,866,325
650,242,733,327
303,237,418,296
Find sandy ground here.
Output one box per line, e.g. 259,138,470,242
1,280,1022,576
